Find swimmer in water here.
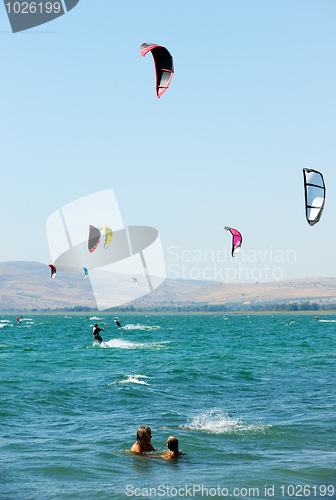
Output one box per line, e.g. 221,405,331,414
131,426,155,453
162,436,185,459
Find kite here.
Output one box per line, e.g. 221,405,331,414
88,225,101,253
99,225,113,249
49,264,56,279
224,226,242,257
140,43,174,97
303,168,326,226
82,267,88,279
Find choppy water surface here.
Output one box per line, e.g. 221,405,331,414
0,314,335,499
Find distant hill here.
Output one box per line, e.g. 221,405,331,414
1,261,336,311
0,261,96,311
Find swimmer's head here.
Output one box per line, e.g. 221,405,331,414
167,436,179,453
137,426,152,444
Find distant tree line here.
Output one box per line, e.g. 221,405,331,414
32,301,336,313
8,301,336,313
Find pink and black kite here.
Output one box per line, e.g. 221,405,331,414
140,43,174,98
225,226,243,257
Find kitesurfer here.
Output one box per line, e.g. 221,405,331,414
131,426,155,453
315,316,320,321
16,317,21,325
92,323,104,344
162,436,185,459
114,317,122,329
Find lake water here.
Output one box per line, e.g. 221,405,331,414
0,313,335,499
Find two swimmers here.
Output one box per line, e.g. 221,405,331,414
131,426,184,459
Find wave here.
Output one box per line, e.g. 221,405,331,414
100,339,170,350
181,408,271,434
89,321,161,331
122,323,161,331
318,320,336,323
108,375,150,386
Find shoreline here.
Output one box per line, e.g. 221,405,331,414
0,310,334,316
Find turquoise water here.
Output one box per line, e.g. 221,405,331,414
0,314,335,500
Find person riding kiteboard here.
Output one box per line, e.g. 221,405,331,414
114,317,122,329
92,323,104,344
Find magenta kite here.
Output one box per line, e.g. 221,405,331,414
224,226,243,257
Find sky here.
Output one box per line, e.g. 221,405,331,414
1,0,336,284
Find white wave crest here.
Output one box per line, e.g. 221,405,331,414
182,408,271,434
101,339,170,350
122,323,161,331
109,374,150,386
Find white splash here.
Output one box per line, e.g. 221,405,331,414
101,338,170,350
109,374,150,386
122,323,161,331
102,338,140,349
182,408,271,434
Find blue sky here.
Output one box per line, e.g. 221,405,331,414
1,0,336,283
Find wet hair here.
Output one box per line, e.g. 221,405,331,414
136,426,152,444
167,436,179,453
